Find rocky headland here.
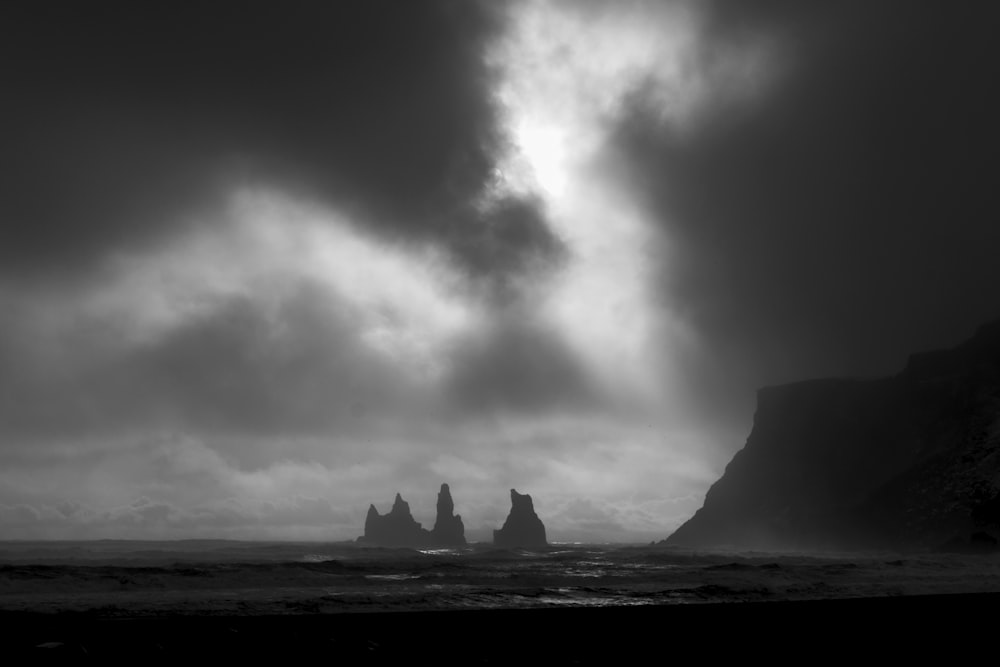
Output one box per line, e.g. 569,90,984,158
666,320,1000,552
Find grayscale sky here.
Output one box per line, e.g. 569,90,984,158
2,0,998,542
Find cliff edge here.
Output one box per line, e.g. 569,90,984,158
665,320,1000,551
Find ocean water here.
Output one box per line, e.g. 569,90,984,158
2,540,1000,616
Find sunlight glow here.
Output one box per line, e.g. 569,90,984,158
487,0,703,408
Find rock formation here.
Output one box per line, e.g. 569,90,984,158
493,489,547,548
360,493,431,547
431,483,466,546
359,485,466,547
665,320,1000,552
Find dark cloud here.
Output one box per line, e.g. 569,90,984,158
446,315,596,414
0,0,580,448
449,195,567,302
610,0,1000,426
0,1,560,283
0,275,598,442
128,286,426,436
0,281,436,441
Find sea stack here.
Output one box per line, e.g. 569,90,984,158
359,493,432,547
431,483,466,546
493,489,547,548
359,485,468,547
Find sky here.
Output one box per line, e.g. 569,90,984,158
1,0,999,542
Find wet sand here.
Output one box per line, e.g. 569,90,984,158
6,593,996,662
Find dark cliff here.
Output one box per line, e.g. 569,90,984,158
666,320,1000,551
493,489,547,548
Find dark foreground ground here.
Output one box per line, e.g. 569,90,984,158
5,593,997,663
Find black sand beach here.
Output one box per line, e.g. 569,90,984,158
6,593,996,662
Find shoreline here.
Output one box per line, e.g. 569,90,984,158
6,592,997,661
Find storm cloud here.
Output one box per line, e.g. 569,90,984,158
1,0,997,541
0,0,560,285
607,0,1000,427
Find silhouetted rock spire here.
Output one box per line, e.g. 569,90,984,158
360,492,431,547
359,484,467,547
493,489,547,548
431,483,466,546
391,493,409,515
